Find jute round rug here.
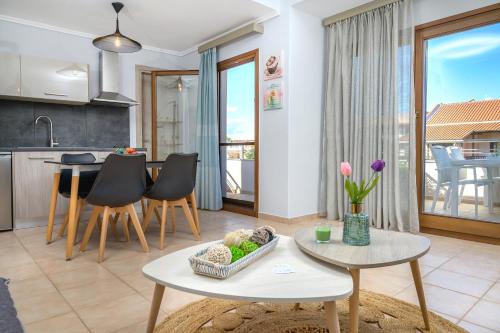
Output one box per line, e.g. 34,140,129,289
155,290,466,333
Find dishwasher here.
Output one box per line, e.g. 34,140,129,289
0,152,12,231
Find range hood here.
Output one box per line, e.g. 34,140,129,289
91,51,138,107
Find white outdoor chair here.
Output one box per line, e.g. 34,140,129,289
485,155,500,207
451,147,496,211
430,145,490,218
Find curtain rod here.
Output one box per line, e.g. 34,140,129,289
198,22,264,53
322,0,400,26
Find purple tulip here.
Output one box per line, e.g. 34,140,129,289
371,160,385,172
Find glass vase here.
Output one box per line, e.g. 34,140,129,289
342,204,370,246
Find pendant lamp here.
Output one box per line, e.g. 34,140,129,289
92,2,142,53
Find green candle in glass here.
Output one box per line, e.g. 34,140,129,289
315,223,331,243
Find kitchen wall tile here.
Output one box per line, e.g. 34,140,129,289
34,103,86,147
0,100,34,147
0,99,130,148
86,105,129,147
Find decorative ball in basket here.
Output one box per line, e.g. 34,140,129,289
189,226,279,279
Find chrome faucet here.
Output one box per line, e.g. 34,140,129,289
35,115,59,148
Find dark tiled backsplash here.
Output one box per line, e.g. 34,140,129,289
0,100,130,148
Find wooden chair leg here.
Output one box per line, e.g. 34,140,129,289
110,213,120,241
168,202,176,233
127,204,150,253
58,199,85,241
75,199,86,242
189,191,200,233
98,207,110,262
143,201,156,232
180,199,200,241
57,213,70,239
120,212,130,242
80,207,100,252
141,198,147,218
159,201,168,250
154,207,162,223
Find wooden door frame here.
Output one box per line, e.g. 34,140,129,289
217,49,260,217
415,4,500,244
150,70,199,162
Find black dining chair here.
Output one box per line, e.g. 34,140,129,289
51,153,98,241
114,167,155,229
142,153,200,250
79,153,149,262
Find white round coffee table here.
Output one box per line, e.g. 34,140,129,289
295,227,431,333
143,236,353,333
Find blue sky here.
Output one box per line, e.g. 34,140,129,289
426,22,500,112
226,62,255,141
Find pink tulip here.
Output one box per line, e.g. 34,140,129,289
340,162,352,176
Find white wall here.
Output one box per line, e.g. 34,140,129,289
0,19,187,146
413,0,498,26
287,8,324,218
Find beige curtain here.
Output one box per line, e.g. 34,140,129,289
319,0,419,232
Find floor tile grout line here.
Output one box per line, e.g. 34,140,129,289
421,280,489,299
458,319,500,333
435,265,500,283
87,239,172,332
19,228,166,333
457,274,499,326
13,231,93,333
428,246,500,283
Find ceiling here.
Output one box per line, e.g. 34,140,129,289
293,0,372,19
0,0,277,54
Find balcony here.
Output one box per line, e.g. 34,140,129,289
220,145,255,203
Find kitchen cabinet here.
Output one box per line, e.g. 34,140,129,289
12,151,98,228
0,53,21,97
21,55,89,104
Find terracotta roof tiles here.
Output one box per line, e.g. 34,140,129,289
426,99,500,141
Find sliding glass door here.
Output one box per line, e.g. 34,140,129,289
218,50,259,216
416,5,500,241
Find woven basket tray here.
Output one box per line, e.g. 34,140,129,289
188,235,280,279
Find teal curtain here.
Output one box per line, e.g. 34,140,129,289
195,48,223,210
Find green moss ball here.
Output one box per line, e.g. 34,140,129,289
230,246,245,263
240,241,260,255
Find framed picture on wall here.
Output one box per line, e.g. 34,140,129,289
264,52,284,80
264,81,283,110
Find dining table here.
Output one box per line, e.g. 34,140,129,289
449,158,500,217
44,159,166,260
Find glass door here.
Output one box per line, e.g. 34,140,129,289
218,50,259,216
150,71,199,161
416,6,500,240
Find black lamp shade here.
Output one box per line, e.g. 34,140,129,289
92,2,142,53
93,32,142,53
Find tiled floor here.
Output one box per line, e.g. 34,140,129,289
1,209,500,333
